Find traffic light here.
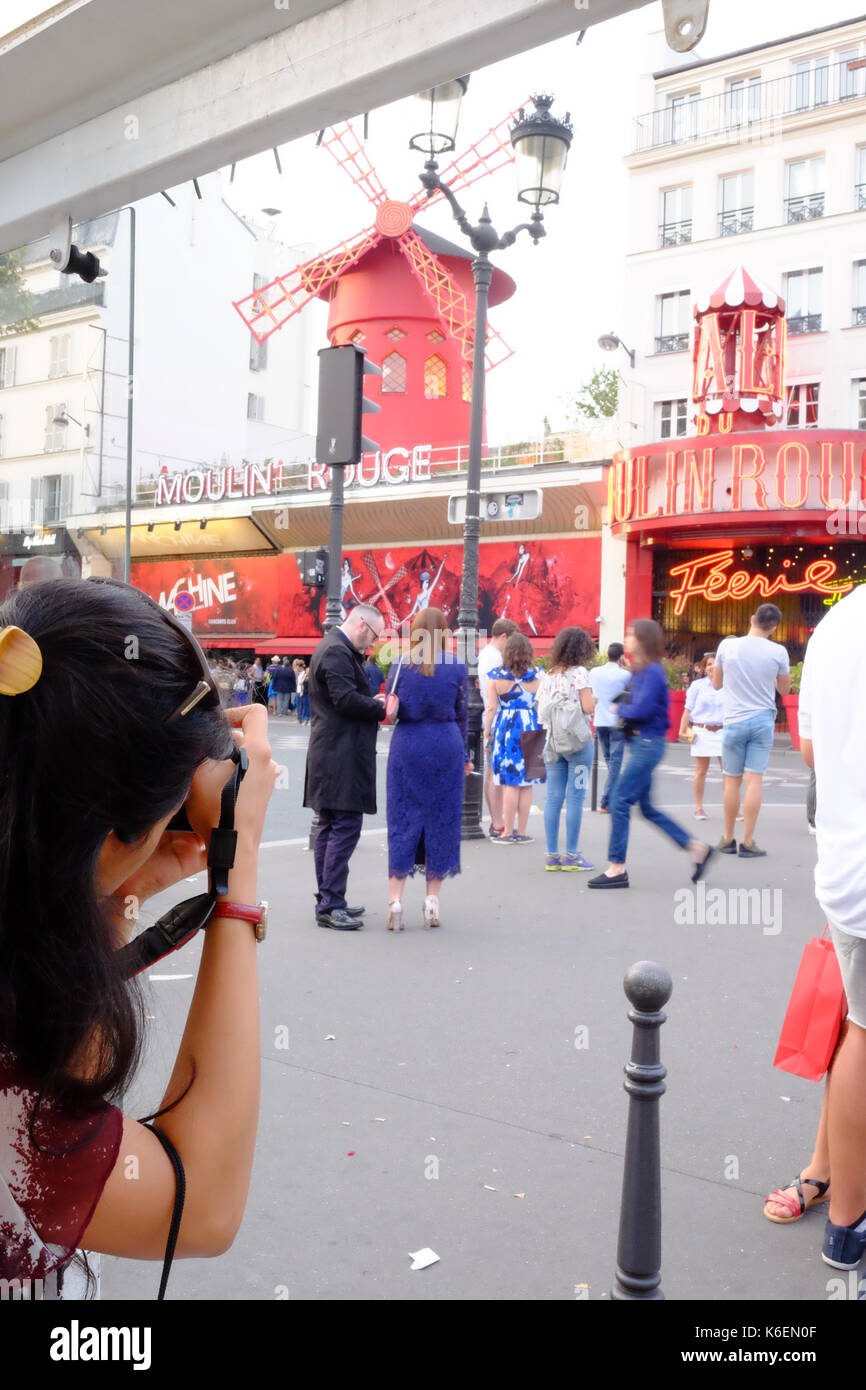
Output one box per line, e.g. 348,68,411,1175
315,344,381,467
296,548,328,589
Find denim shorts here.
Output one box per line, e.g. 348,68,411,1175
829,925,866,1031
721,712,775,776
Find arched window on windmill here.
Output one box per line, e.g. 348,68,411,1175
462,365,472,404
424,354,448,399
382,350,407,393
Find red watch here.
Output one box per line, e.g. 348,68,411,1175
212,900,268,943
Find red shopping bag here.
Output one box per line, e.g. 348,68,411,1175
773,927,847,1082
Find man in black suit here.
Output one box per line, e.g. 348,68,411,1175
304,604,394,930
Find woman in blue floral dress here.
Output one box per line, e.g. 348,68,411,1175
483,631,543,844
385,607,469,931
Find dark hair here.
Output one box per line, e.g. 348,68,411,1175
0,578,231,1118
502,631,535,679
607,642,624,663
630,618,665,665
549,626,594,674
754,603,782,632
491,618,517,640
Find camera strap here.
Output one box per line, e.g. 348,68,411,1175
117,746,248,980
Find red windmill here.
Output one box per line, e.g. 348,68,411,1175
232,108,526,455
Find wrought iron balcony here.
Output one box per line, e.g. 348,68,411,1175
632,56,866,154
853,305,866,327
787,313,822,335
785,193,824,223
856,182,866,210
658,219,692,247
718,206,754,237
654,333,690,354
31,281,105,316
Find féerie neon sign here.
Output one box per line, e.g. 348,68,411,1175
668,549,852,617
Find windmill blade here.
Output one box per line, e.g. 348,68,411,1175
397,229,513,372
407,98,531,212
233,226,381,342
319,121,389,207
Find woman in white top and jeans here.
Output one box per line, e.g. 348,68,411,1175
537,627,597,871
679,653,725,820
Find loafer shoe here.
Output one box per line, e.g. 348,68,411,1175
822,1208,866,1270
317,910,362,931
587,871,629,889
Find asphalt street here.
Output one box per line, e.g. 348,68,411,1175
103,721,834,1302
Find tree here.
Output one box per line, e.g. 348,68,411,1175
570,366,620,423
0,251,37,338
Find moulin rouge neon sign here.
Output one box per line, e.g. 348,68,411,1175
667,549,853,617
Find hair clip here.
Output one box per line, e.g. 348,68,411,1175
0,626,43,697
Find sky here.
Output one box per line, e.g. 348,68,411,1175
219,0,865,443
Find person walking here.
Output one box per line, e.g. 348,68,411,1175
266,656,281,714
711,603,791,858
537,626,596,872
268,657,295,716
384,608,468,932
477,617,517,839
295,661,311,724
763,584,866,1270
233,661,250,706
590,641,631,814
483,631,544,845
250,657,267,708
303,605,394,931
678,652,724,820
588,619,713,890
363,652,385,696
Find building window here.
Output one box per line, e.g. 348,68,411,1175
43,404,68,453
655,291,690,353
854,261,866,326
857,147,866,210
791,56,829,111
725,75,761,126
462,366,472,404
385,326,406,342
839,47,866,101
246,393,265,421
427,329,445,343
32,473,70,525
718,170,754,236
667,91,699,143
0,345,16,389
381,351,406,393
349,329,366,345
0,480,7,528
249,336,268,372
0,414,4,456
658,399,689,438
659,185,692,247
423,354,448,399
857,379,866,430
786,383,820,428
785,268,822,334
786,157,825,222
48,334,70,379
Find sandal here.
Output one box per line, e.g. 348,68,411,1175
763,1174,830,1224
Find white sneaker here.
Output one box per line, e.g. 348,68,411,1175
423,895,440,929
387,900,404,932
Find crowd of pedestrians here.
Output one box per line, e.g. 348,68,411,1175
207,654,310,721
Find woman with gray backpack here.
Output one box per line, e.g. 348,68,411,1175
537,627,597,871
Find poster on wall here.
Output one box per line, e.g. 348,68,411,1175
131,536,601,643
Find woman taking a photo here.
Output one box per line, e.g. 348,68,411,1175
484,631,544,846
537,626,596,872
385,608,468,931
0,577,277,1297
678,652,724,820
588,619,713,890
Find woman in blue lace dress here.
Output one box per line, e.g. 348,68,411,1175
483,631,543,844
385,608,469,932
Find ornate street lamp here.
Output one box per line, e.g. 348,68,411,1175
409,76,470,156
598,332,636,369
410,88,572,839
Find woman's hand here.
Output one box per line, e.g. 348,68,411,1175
464,761,474,774
109,831,208,926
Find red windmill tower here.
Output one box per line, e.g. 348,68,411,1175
692,266,787,435
232,108,527,456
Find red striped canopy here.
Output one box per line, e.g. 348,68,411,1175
694,266,785,316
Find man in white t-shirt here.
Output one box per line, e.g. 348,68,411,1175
797,584,866,1271
712,603,790,857
477,617,517,839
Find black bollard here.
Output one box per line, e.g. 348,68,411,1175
611,960,673,1301
590,732,599,811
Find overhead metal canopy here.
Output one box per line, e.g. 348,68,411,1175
0,0,656,252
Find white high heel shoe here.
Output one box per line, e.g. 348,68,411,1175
423,895,440,929
387,900,404,932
